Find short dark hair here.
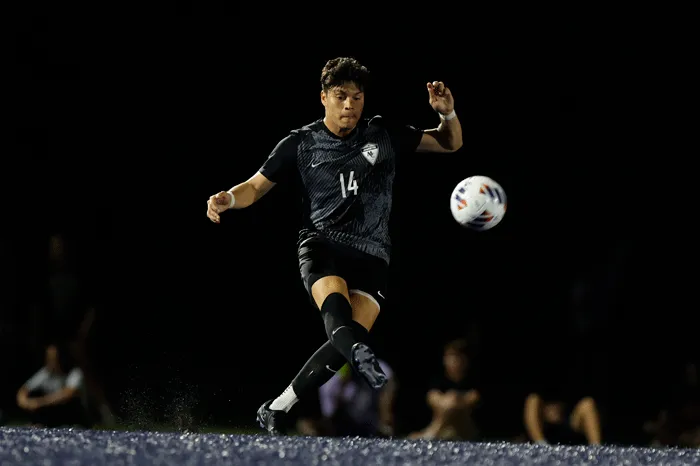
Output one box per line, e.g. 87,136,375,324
444,338,469,356
320,57,370,93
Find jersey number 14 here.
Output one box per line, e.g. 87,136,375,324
339,171,358,198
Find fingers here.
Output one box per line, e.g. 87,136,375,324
207,198,221,223
207,191,232,224
427,81,447,97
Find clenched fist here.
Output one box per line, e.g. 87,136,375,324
207,191,233,223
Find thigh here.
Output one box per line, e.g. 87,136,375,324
339,249,388,330
342,249,389,312
298,239,342,307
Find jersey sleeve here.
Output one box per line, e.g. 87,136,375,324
65,368,84,389
258,133,301,184
25,368,49,391
371,116,424,155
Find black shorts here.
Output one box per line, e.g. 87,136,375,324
298,238,388,310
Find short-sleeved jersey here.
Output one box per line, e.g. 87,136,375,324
260,115,423,264
25,366,84,393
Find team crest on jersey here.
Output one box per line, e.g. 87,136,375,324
361,143,379,165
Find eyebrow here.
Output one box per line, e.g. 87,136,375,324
334,89,363,96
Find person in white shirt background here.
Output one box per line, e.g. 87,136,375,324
16,344,90,428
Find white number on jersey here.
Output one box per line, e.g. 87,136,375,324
339,171,358,198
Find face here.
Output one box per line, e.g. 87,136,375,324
49,234,64,262
321,82,364,132
444,349,468,377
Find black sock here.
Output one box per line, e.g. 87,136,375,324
321,292,367,363
290,341,346,398
269,341,346,413
268,300,372,413
350,320,369,342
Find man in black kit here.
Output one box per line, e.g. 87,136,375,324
206,57,463,435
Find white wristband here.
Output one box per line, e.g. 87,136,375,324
227,190,236,209
439,109,457,121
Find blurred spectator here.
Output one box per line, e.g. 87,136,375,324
296,360,397,438
42,232,114,425
523,391,602,445
16,344,91,428
645,361,700,447
408,338,481,441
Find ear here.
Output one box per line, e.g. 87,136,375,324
320,90,327,107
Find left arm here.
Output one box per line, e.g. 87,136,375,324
32,387,79,408
457,388,480,409
417,81,463,153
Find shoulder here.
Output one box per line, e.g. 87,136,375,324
364,114,397,140
290,119,324,139
269,120,324,154
367,114,388,129
366,114,411,130
366,114,422,139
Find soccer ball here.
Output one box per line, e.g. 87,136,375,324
450,175,507,230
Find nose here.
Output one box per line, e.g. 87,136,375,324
344,97,354,109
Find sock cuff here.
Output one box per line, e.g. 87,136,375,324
350,320,369,340
321,292,352,314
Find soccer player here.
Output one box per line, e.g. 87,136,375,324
206,57,463,434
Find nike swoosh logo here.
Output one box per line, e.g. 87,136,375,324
377,291,385,299
311,161,322,168
325,365,337,373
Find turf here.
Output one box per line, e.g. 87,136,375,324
1,426,698,465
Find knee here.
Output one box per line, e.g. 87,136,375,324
576,396,598,416
349,292,380,331
311,276,349,308
441,392,463,412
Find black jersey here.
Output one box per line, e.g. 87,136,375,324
259,115,423,264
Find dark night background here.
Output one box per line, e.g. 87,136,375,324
4,9,689,446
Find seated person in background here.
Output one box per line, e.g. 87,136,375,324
409,338,481,440
16,344,91,428
645,361,700,448
297,360,397,438
523,391,602,445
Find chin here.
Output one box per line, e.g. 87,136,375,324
338,119,357,132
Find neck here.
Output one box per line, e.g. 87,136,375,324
323,116,354,138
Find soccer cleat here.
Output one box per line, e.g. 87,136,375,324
256,399,287,435
350,342,388,390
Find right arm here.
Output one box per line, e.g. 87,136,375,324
208,134,298,222
16,386,30,408
427,389,446,410
17,368,48,409
226,172,277,210
524,393,547,443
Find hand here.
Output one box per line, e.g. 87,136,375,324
426,81,455,116
464,389,479,407
207,191,233,223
